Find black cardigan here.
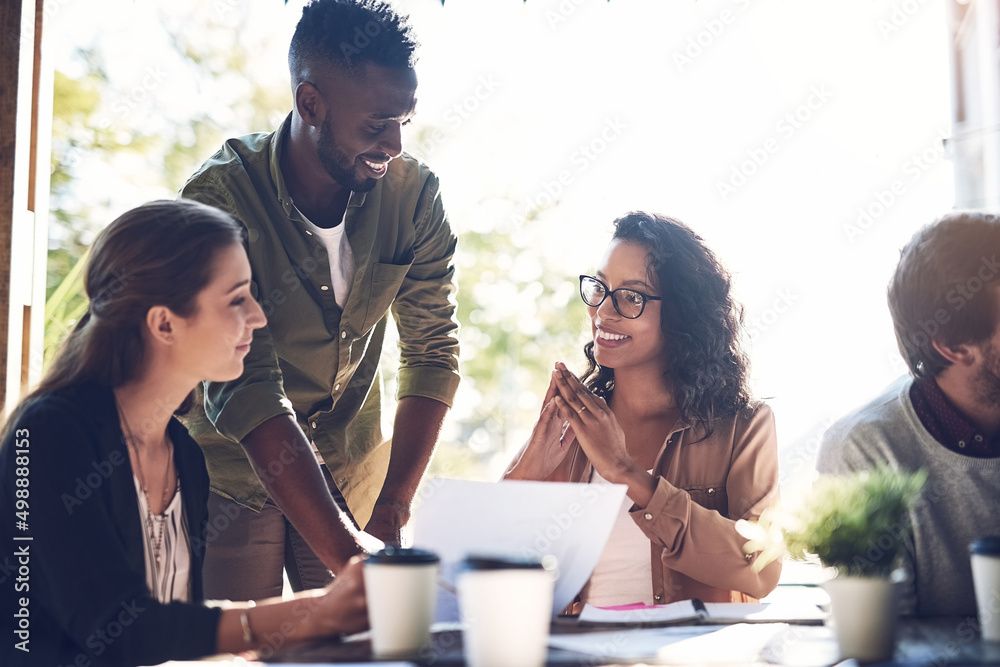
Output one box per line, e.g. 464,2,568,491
0,381,222,666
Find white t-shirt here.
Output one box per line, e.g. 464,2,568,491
297,207,357,463
298,208,355,310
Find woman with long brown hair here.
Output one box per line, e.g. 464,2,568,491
0,199,366,666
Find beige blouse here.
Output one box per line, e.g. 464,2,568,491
554,402,782,609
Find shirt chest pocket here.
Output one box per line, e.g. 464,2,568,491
683,484,729,516
360,261,412,334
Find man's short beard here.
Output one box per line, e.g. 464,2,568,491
317,117,378,193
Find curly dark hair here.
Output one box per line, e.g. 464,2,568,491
888,210,1000,378
581,212,752,430
288,0,418,82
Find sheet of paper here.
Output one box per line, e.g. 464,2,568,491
411,478,626,620
547,626,719,661
703,601,827,624
548,623,791,664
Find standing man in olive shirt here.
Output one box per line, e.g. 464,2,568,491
180,0,460,600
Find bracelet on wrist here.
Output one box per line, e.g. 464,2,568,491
240,601,257,647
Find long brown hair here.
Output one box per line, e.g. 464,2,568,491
4,199,245,435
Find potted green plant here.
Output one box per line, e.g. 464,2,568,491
739,467,926,663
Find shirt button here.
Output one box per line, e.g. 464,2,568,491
341,331,347,339
334,383,341,391
707,488,716,495
310,421,317,429
305,230,313,235
320,285,329,291
654,595,662,602
975,435,984,442
644,513,653,520
958,441,967,448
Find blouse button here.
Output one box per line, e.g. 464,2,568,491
644,513,653,521
975,435,984,442
341,331,348,339
310,421,318,429
320,285,329,291
707,488,716,495
958,441,967,448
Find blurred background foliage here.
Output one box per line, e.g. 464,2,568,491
45,3,586,481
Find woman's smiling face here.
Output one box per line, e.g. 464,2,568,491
588,239,667,374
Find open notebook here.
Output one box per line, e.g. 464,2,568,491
577,599,827,626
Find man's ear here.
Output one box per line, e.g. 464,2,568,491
932,338,976,367
146,306,175,345
294,81,325,127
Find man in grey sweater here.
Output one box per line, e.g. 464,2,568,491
817,210,1000,617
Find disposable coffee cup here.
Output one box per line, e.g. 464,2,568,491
457,554,556,667
363,546,439,657
970,537,1000,642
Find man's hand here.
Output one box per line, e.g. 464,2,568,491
367,396,449,547
365,501,408,546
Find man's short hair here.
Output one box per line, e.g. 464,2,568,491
888,210,1000,377
288,0,418,84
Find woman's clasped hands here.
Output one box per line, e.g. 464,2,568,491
508,361,655,508
549,362,641,486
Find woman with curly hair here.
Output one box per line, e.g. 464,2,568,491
505,211,780,608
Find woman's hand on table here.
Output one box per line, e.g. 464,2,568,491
310,555,369,637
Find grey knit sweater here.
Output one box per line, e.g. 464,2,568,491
816,376,1000,616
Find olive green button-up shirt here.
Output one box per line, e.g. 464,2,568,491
178,115,460,518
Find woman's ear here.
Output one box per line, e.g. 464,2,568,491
294,81,325,127
145,306,175,345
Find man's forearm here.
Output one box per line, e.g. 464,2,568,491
366,396,448,539
242,414,363,573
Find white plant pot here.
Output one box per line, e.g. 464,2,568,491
823,575,900,663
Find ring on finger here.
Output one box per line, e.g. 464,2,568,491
576,405,588,414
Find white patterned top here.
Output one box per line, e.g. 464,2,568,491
132,476,191,603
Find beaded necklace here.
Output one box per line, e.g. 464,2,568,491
115,394,174,568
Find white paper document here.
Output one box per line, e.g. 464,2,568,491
411,478,626,620
547,623,792,664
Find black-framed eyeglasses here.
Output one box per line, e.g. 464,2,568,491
579,275,662,319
